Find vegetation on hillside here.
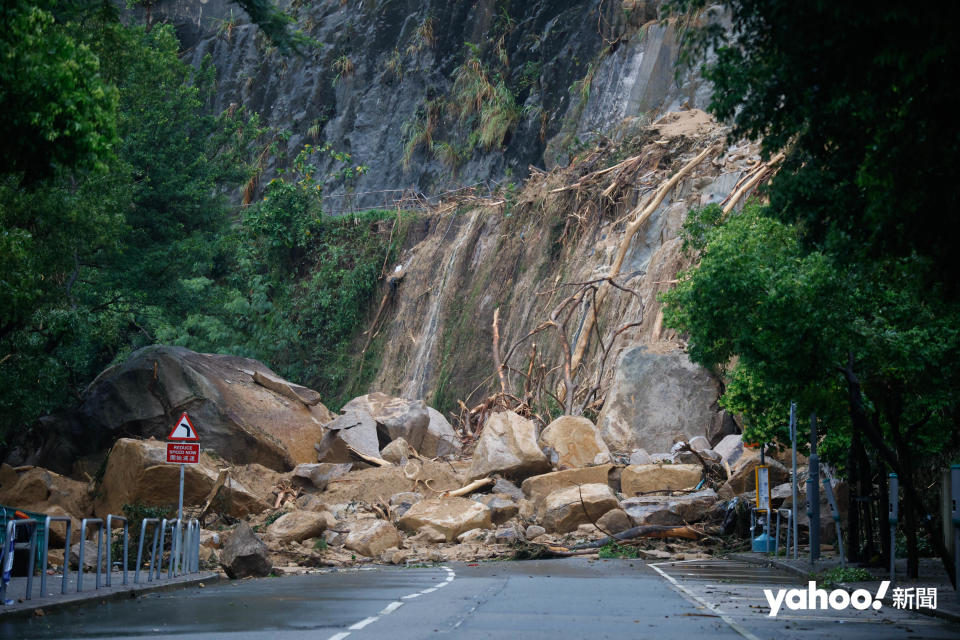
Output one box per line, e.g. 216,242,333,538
0,1,401,447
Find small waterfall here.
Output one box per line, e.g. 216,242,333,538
403,210,480,400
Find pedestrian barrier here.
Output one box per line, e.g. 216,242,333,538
0,518,38,602
40,515,71,595
105,515,128,587
1,511,203,604
77,518,104,592
134,518,162,584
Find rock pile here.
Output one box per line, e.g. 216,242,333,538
2,358,827,577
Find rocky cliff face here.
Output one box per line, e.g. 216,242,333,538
142,0,707,209
131,1,745,448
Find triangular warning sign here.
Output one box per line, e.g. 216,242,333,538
167,412,199,441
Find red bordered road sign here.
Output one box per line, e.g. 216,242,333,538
167,412,199,441
166,442,199,464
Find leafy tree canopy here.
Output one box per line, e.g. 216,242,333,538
668,1,960,290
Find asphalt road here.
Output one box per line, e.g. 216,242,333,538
2,558,958,640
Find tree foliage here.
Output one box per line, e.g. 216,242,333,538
663,1,960,579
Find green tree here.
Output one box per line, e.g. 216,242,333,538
665,0,960,582
664,204,960,580
0,1,118,179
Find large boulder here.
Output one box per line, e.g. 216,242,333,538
422,408,462,458
398,497,492,541
620,489,718,526
520,465,615,506
471,494,519,524
468,411,551,481
266,510,330,544
221,522,272,578
344,519,401,557
538,484,618,533
93,438,268,519
620,464,702,496
31,346,335,473
597,346,721,452
314,411,382,463
725,454,789,494
341,393,430,452
538,416,612,469
0,464,92,527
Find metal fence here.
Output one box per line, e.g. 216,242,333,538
1,514,201,603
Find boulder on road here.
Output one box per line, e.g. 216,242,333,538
342,393,429,452
398,497,492,541
538,483,618,533
93,438,267,520
314,410,382,463
33,345,334,473
344,519,401,558
221,522,272,578
596,508,633,534
0,464,91,542
520,465,614,507
621,489,718,526
537,416,612,469
620,464,702,497
266,510,330,545
597,345,720,453
471,493,519,525
468,412,550,481
423,408,462,458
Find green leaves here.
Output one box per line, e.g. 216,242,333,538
0,2,118,179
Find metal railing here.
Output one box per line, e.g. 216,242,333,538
134,518,162,584
105,515,128,587
0,519,38,602
77,518,104,592
41,515,71,595
2,512,204,603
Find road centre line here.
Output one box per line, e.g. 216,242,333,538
326,566,456,640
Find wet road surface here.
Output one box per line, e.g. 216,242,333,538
3,557,958,639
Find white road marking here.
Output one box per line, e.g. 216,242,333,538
349,616,379,630
380,601,404,615
650,562,762,640
331,566,455,638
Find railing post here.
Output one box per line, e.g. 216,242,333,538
105,515,128,587
42,515,72,595
24,521,37,600
135,518,161,584
156,519,168,581
0,521,12,604
77,518,104,592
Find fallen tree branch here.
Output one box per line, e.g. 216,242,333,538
200,469,229,520
570,143,721,372
570,524,704,548
492,307,507,394
346,445,392,467
443,477,494,498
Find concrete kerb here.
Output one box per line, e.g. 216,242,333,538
731,552,960,625
0,571,219,622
